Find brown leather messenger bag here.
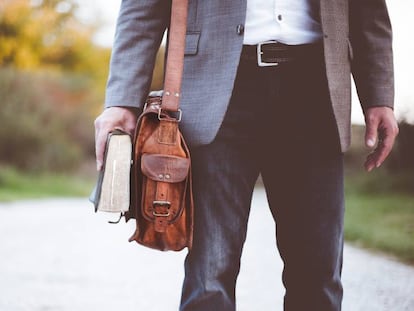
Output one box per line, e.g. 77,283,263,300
126,0,193,251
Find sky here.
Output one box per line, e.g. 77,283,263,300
75,0,414,124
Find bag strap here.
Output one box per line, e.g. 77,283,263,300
161,0,189,113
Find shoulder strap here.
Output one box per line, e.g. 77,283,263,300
161,0,188,113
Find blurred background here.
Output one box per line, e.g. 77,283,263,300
0,0,413,264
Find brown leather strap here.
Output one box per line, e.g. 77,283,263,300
161,0,188,112
153,181,170,232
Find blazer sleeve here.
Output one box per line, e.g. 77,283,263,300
349,0,394,110
104,0,171,109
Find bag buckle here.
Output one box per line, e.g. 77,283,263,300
158,108,182,122
143,102,160,112
257,41,279,67
152,200,171,217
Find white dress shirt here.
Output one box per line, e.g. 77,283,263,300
244,0,323,45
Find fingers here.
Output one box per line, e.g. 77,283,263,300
94,107,138,171
364,107,399,172
364,135,390,172
94,118,107,171
365,113,379,148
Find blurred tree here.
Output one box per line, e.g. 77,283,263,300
0,68,98,171
389,122,414,172
0,0,165,173
0,0,110,90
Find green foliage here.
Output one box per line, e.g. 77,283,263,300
0,68,97,172
0,165,93,201
346,170,414,196
0,0,166,175
387,122,414,173
344,124,414,264
345,188,414,264
345,124,414,195
0,0,111,92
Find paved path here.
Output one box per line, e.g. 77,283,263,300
0,188,413,311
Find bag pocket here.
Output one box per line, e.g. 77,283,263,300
140,153,190,229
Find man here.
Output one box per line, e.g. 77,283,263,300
94,0,399,310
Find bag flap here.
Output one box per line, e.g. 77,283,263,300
141,153,190,183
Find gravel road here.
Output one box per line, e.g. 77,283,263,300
0,188,413,311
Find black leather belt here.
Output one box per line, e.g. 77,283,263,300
241,40,322,67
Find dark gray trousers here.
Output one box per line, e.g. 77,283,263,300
180,44,344,311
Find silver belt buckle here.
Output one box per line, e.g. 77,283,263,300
257,40,279,67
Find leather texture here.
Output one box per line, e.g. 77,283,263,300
141,154,190,183
126,0,193,251
161,0,188,112
128,94,194,251
105,0,394,152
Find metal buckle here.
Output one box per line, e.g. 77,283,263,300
158,108,182,122
152,200,171,217
257,41,279,67
143,102,160,112
153,200,171,206
153,211,170,217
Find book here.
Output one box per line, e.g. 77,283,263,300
89,130,132,214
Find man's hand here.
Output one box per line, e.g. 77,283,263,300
94,107,138,171
364,106,399,172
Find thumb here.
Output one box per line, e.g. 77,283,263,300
365,116,379,149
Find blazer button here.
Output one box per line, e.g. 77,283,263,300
236,24,244,35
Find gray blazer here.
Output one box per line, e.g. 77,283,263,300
105,0,394,152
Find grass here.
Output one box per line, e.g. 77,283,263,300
0,166,94,201
345,174,414,264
